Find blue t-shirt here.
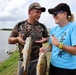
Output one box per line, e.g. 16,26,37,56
49,22,76,69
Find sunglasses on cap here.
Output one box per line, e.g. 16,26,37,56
53,11,64,17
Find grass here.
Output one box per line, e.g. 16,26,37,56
0,42,51,75
0,50,19,75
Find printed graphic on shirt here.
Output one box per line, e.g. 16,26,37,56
58,32,67,57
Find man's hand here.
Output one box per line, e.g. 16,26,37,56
39,47,46,55
35,37,49,43
17,34,25,45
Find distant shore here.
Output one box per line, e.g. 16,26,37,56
0,28,12,31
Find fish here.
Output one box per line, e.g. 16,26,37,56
21,37,32,72
36,53,47,75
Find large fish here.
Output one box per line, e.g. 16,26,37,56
36,53,47,75
21,37,32,72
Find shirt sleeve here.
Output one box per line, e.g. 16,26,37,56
42,24,49,37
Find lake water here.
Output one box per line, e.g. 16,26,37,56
0,30,16,62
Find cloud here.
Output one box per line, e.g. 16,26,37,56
0,0,29,21
0,0,76,28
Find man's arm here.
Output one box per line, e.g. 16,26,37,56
8,37,19,44
35,37,49,43
8,34,25,45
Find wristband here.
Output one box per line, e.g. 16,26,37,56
58,42,63,49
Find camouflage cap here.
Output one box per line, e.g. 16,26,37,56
29,2,46,12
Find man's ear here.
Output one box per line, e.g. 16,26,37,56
28,10,30,14
28,9,32,14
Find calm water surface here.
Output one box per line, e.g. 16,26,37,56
0,30,16,62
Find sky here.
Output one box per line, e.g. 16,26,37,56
0,0,76,29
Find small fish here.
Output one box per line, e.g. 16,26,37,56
36,53,47,75
21,37,32,71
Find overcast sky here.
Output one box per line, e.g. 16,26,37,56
0,0,76,29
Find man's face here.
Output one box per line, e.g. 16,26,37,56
29,8,42,21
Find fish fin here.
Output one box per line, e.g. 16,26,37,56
21,62,26,71
46,66,50,72
22,49,24,53
36,64,39,69
21,62,24,67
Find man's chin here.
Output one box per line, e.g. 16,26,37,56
35,19,39,22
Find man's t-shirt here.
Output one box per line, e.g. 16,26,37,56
10,20,49,61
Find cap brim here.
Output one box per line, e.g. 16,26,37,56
35,7,46,12
48,8,59,14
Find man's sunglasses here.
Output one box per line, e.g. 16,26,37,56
53,11,64,17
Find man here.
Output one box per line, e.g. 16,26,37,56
8,2,49,75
